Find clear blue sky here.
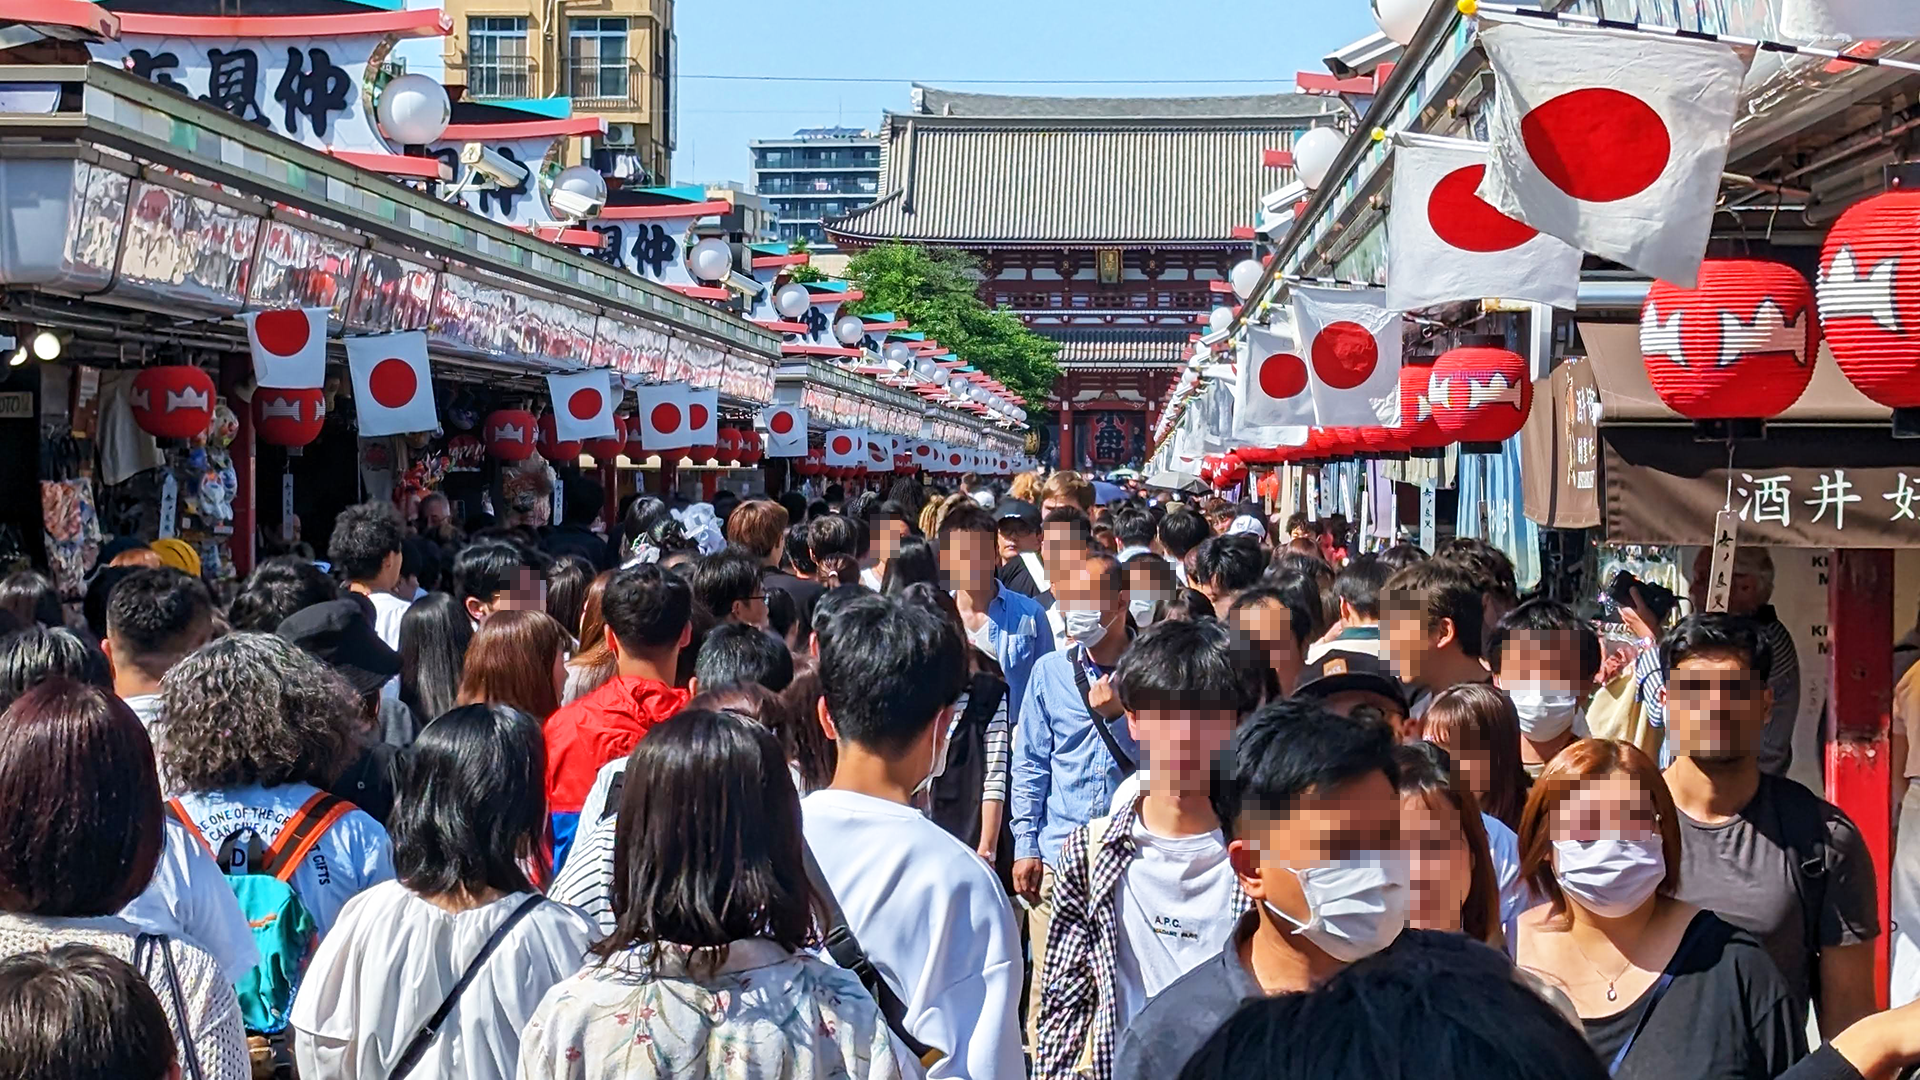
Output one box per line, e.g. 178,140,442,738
670,0,1383,184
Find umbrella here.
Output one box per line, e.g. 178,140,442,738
1106,467,1142,481
1144,470,1208,493
1092,480,1128,505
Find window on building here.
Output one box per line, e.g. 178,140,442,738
467,17,529,98
569,17,629,100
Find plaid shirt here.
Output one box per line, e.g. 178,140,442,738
1034,798,1251,1080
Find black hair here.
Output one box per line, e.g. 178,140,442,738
689,547,763,619
0,573,59,631
806,499,830,520
227,556,339,634
885,478,927,525
1660,612,1772,681
1157,587,1217,623
399,592,472,731
1175,932,1606,1080
392,703,545,898
694,623,795,694
82,567,131,642
1158,508,1212,558
402,536,445,592
103,569,212,669
544,554,596,638
817,594,968,756
0,945,177,1080
825,482,845,504
1384,561,1488,661
1230,577,1322,652
936,499,997,539
1332,554,1392,620
451,540,541,609
1285,512,1312,533
1378,543,1429,574
881,536,940,594
599,711,819,973
1192,535,1268,595
1211,697,1400,840
807,513,860,560
1487,598,1602,681
0,627,109,712
811,580,876,640
782,523,819,576
601,563,694,651
562,472,604,526
1117,616,1262,715
327,501,405,583
763,583,796,642
1113,507,1157,549
1042,504,1093,544
1434,537,1519,605
869,500,919,533
1274,551,1335,584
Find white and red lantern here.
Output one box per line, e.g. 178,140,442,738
584,415,627,461
536,413,582,462
1819,190,1920,411
253,387,326,447
484,409,537,461
1429,347,1532,446
716,426,742,464
800,446,827,477
1640,259,1817,420
738,430,763,465
131,366,216,440
1391,358,1447,450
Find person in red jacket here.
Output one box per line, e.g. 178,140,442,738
544,564,692,869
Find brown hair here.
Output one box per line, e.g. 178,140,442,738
1421,683,1530,829
726,499,790,562
566,571,618,695
458,609,569,720
1009,472,1039,504
1042,470,1095,511
1395,741,1502,949
776,658,836,791
1518,738,1681,929
108,548,163,570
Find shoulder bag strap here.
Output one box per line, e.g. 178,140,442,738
1606,915,1717,1076
165,799,213,858
387,894,546,1080
800,842,941,1066
136,934,206,1080
261,793,357,883
1072,649,1136,776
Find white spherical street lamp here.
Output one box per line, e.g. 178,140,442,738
376,74,451,146
1293,126,1346,191
688,239,733,282
774,283,812,319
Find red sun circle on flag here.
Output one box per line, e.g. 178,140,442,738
1428,164,1539,252
1311,323,1379,390
368,358,417,409
1521,87,1670,204
1258,352,1309,400
567,388,601,421
254,310,312,357
770,410,794,435
831,435,853,455
689,403,710,430
651,403,682,433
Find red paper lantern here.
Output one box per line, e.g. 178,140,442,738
625,416,648,457
801,447,827,476
484,409,537,461
1820,189,1920,409
253,387,325,447
716,426,742,464
1429,347,1532,445
536,413,582,462
1392,358,1447,449
584,415,627,461
131,365,216,440
738,431,763,465
895,452,913,471
689,442,717,464
1640,259,1817,419
1199,456,1220,486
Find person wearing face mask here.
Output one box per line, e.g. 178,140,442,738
1112,699,1418,1080
801,593,1025,1080
1488,600,1600,780
1515,737,1804,1079
1659,614,1880,1041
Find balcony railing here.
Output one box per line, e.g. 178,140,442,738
468,56,531,99
568,59,636,106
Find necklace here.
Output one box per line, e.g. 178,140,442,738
1569,934,1636,1002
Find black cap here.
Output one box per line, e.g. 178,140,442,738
276,599,401,696
994,498,1041,531
1293,650,1410,711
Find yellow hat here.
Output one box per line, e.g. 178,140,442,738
148,538,202,578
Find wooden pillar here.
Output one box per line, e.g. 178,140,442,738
219,353,255,576
1827,548,1894,1009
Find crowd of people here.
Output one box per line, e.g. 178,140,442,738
4,467,1920,1080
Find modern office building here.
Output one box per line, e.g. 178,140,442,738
749,127,882,250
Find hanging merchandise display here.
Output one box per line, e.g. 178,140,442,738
535,413,582,463
253,387,326,448
1640,259,1818,421
240,307,329,389
131,365,216,440
1429,346,1533,447
1817,188,1920,414
484,409,538,461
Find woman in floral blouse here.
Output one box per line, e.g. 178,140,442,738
518,709,919,1080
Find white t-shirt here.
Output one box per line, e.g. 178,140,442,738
119,819,261,984
802,789,1024,1080
1112,818,1239,1026
367,591,412,651
123,692,163,734
291,881,597,1080
170,782,397,937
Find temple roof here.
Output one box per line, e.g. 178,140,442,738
1050,330,1193,369
906,84,1341,122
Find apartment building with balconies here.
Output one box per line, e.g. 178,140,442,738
749,127,881,251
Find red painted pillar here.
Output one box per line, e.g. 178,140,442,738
219,353,255,576
1826,548,1893,1008
700,469,719,502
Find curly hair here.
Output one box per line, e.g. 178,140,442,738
156,632,360,792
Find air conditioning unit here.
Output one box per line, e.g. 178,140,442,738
603,123,635,148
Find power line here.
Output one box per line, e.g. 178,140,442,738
679,74,1298,85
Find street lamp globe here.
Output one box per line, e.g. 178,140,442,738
1208,306,1235,334
774,283,812,319
1229,258,1264,301
1373,0,1434,46
376,74,451,146
834,315,865,345
688,239,733,282
1293,126,1346,190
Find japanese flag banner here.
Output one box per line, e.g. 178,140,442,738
761,405,807,457
1234,321,1317,439
913,439,941,470
823,429,865,468
686,388,719,447
344,332,436,437
1474,15,1748,288
1387,133,1582,311
545,370,619,442
1779,0,1920,42
241,307,329,389
634,382,692,451
1290,285,1403,428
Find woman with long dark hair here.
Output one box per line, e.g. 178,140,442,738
398,593,472,732
544,555,595,640
519,711,915,1078
457,609,570,722
292,704,594,1080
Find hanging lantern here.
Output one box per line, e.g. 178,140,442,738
1819,189,1920,419
1392,357,1448,451
535,413,582,462
801,446,827,476
738,430,763,465
894,452,913,471
131,365,216,440
1199,455,1220,486
715,426,742,464
584,415,627,461
625,415,650,458
484,408,537,461
1218,453,1249,488
1430,346,1532,448
253,387,326,447
1640,259,1817,421
689,440,717,465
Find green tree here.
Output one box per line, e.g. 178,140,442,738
840,243,1060,408
784,236,827,283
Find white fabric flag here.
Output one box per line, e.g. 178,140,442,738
1290,285,1403,428
344,332,436,437
634,382,692,450
823,429,865,468
1388,134,1582,311
912,439,940,470
545,370,619,442
1234,321,1317,440
1475,17,1748,288
1779,0,1920,42
866,436,893,473
761,405,806,457
242,307,329,389
686,388,719,447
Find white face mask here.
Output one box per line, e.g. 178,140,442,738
1552,836,1665,918
1128,595,1158,629
1507,680,1581,740
915,712,954,798
1263,851,1410,962
1062,608,1111,649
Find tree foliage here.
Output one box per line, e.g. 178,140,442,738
784,236,827,283
840,243,1060,408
